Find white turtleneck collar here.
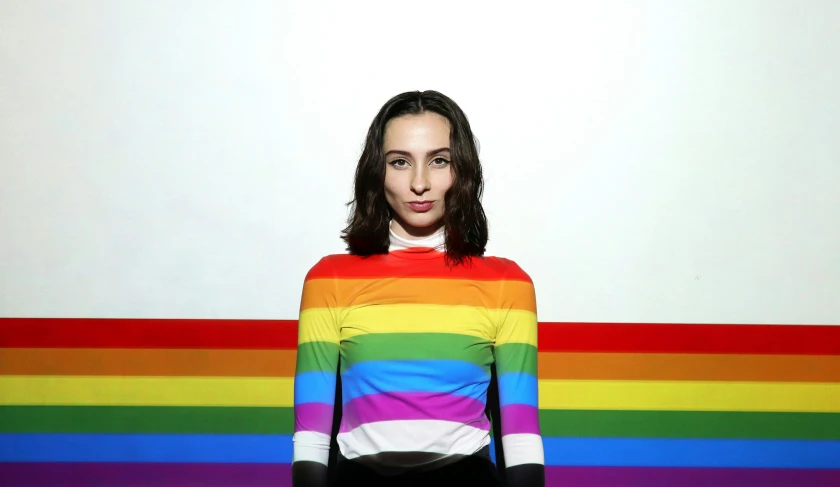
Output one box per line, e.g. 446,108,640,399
388,223,446,251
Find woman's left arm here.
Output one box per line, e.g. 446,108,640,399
495,262,545,487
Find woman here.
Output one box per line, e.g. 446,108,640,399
292,91,544,487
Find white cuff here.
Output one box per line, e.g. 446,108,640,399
501,433,545,467
293,431,332,465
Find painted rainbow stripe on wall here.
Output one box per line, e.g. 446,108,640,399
1,318,839,486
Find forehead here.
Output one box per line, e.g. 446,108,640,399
383,112,451,150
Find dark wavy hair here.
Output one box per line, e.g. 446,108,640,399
340,90,489,266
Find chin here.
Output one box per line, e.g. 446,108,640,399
399,213,444,232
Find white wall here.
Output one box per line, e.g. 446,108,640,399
1,0,838,324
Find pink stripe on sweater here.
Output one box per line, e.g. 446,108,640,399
339,392,491,433
500,404,541,435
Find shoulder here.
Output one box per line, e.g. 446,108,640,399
303,253,382,280
304,254,345,279
474,255,533,283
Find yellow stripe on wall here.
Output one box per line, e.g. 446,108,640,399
539,380,840,412
0,376,294,407
3,376,838,412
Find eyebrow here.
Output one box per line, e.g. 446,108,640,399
385,147,451,158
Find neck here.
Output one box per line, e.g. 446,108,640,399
388,223,446,251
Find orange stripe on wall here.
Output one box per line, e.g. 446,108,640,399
0,349,296,377
5,347,838,383
539,352,840,382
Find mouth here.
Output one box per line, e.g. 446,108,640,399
408,201,434,212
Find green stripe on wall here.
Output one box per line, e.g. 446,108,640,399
0,406,292,434
538,409,840,439
2,406,839,440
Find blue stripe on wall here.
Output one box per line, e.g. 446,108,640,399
541,437,840,469
0,434,292,463
3,434,840,469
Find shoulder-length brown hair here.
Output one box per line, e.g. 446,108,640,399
341,90,488,265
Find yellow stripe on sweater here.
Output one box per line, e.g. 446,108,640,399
299,305,537,346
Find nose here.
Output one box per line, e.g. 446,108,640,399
411,167,430,195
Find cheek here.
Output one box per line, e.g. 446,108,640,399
383,171,396,193
383,173,401,205
437,169,454,194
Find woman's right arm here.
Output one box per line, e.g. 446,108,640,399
292,257,341,487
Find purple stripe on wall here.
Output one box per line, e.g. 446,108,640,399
293,402,335,436
499,404,540,435
0,462,291,487
339,392,491,433
545,466,840,487
4,462,839,486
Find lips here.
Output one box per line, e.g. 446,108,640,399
408,201,434,212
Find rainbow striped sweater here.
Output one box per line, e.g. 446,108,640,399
292,245,545,483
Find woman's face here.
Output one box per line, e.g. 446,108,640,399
383,112,454,239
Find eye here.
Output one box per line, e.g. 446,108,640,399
430,157,450,166
389,159,410,168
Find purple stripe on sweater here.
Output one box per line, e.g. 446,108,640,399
499,404,541,436
0,463,291,487
545,466,840,487
293,402,334,435
339,392,490,433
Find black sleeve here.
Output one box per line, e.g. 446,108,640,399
292,373,343,487
292,462,329,487
505,463,546,487
488,365,545,487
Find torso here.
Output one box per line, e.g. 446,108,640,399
311,248,524,473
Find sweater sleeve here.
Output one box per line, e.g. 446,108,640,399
292,258,341,487
494,261,545,487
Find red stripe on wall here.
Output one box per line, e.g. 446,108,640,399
0,318,298,350
539,322,840,355
1,318,838,354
